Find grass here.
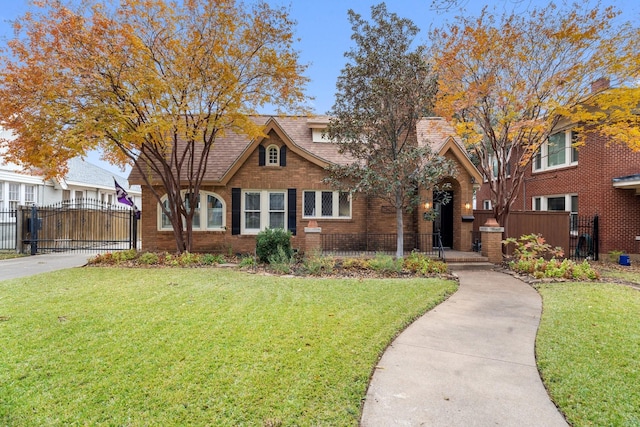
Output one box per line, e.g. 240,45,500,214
0,268,457,426
0,251,27,261
536,282,640,426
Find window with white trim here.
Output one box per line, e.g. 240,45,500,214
533,130,578,172
482,199,492,210
158,191,226,231
241,190,287,234
8,183,19,211
267,145,279,166
532,194,577,213
24,185,36,205
0,182,3,208
303,190,351,219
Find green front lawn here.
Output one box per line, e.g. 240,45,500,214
0,268,456,426
536,282,640,426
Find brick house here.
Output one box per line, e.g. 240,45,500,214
475,121,640,258
129,116,482,255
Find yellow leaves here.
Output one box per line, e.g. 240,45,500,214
0,0,309,175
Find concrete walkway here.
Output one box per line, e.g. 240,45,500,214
360,269,568,427
0,253,92,281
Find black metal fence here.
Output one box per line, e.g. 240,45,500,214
0,209,17,251
20,199,139,254
321,233,444,258
569,214,599,261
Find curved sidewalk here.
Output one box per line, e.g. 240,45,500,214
360,269,568,426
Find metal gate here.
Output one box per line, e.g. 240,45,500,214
20,199,138,254
0,209,17,251
569,214,599,261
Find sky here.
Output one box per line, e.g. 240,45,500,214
1,0,639,176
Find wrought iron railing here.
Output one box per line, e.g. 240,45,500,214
321,233,444,258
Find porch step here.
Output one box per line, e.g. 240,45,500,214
446,261,495,271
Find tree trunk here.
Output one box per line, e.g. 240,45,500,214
396,190,404,259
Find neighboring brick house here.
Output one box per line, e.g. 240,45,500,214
129,116,482,254
475,122,640,258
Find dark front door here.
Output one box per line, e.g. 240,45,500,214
434,191,454,248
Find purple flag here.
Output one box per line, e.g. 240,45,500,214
114,179,141,219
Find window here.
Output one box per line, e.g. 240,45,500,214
159,191,226,231
483,199,492,210
8,183,19,211
241,190,287,234
25,185,36,205
0,182,3,208
267,145,279,166
532,194,577,213
533,130,578,172
303,190,351,219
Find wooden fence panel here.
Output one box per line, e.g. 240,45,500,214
473,210,571,256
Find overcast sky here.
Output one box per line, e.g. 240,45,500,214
1,0,638,175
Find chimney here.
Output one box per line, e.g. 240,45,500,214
591,77,610,94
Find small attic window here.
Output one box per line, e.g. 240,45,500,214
267,145,279,165
311,128,333,143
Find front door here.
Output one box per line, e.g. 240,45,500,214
434,190,454,248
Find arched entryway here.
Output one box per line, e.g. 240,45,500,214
434,190,454,248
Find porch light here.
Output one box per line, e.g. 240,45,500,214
424,200,431,210
465,202,471,211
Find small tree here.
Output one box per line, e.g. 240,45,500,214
430,2,640,228
325,3,455,259
0,0,308,253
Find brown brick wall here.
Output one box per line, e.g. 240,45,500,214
140,130,481,254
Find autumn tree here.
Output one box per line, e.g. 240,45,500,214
430,2,640,228
0,0,308,253
325,3,455,259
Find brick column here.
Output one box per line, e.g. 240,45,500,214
479,218,504,264
304,220,322,253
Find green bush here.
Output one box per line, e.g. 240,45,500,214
404,252,448,275
505,234,599,280
267,246,295,274
608,250,624,263
138,252,159,265
256,228,292,263
503,234,564,260
302,251,335,275
202,253,225,265
368,254,403,274
238,254,257,268
341,258,370,270
112,249,138,264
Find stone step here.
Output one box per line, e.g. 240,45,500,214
447,262,496,271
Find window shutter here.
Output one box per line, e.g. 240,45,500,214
280,146,287,167
287,188,296,236
231,188,241,235
258,145,265,166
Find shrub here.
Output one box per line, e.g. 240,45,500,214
256,228,292,263
138,252,160,265
368,254,403,274
302,251,335,275
202,253,225,265
503,234,564,260
112,249,138,264
608,250,624,263
404,252,448,275
238,254,257,268
267,246,295,274
341,258,370,270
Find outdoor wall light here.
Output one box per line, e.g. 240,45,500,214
424,201,431,210
465,202,471,211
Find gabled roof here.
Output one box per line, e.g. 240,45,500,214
417,117,483,184
129,115,481,186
